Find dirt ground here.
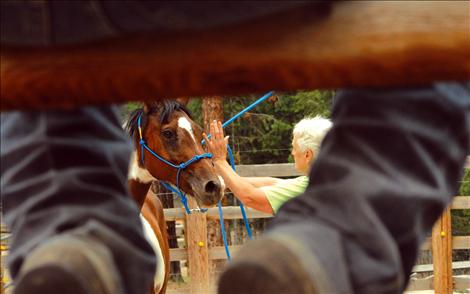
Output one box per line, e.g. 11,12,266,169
167,281,217,294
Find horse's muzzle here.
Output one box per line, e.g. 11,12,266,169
200,180,223,206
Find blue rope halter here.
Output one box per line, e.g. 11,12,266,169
137,113,212,214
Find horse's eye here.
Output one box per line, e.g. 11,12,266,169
162,130,174,139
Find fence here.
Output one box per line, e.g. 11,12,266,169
164,162,470,293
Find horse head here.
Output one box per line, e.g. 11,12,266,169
126,100,224,209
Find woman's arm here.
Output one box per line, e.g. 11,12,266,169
213,159,273,214
244,177,284,187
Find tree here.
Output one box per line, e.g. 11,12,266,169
454,169,470,236
187,90,335,165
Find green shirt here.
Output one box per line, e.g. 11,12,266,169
261,176,309,213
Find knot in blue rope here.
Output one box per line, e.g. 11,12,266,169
139,139,145,145
178,153,213,170
190,207,209,213
203,153,213,159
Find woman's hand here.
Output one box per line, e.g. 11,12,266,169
203,120,229,163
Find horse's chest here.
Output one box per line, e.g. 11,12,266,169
140,214,165,293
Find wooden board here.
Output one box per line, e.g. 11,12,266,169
406,275,470,292
170,245,243,262
169,236,470,262
420,236,470,251
236,163,301,177
411,261,470,273
164,206,272,221
2,1,469,110
164,196,470,221
185,198,210,294
432,208,453,294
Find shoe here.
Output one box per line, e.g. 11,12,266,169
218,236,318,294
14,234,123,294
218,222,352,294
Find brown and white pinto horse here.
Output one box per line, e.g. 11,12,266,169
125,100,224,294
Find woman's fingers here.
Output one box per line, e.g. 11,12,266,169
210,120,223,140
218,122,225,140
210,121,216,138
213,120,220,139
207,120,226,143
203,133,211,151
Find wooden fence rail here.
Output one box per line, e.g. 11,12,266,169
166,197,470,262
164,196,470,222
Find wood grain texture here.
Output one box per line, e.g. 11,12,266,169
202,96,230,283
2,1,469,110
431,207,453,294
185,198,210,294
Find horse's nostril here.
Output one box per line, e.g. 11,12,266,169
205,180,219,194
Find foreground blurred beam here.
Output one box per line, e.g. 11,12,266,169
1,1,469,111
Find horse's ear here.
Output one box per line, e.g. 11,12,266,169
143,102,150,113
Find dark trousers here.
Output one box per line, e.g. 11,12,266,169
272,82,470,293
1,106,156,294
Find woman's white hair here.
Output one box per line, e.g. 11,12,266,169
293,116,332,153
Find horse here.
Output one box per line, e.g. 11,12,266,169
124,100,224,294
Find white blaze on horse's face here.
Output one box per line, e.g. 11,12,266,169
128,151,156,183
178,116,196,143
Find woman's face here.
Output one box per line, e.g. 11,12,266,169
291,135,309,174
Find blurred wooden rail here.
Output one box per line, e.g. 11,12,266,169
2,1,469,110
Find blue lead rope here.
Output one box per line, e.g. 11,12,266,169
218,201,231,260
217,144,253,261
213,92,274,260
222,91,274,129
227,145,253,240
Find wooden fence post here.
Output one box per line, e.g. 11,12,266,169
186,197,210,293
431,206,453,294
203,96,231,282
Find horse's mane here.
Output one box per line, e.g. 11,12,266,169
125,100,192,138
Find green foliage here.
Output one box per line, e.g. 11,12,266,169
186,99,203,126
453,169,470,236
120,102,142,123
187,90,334,164
458,168,470,195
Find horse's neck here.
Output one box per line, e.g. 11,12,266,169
128,179,152,209
128,149,171,210
130,142,176,181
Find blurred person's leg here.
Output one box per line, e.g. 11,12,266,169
1,1,323,46
1,106,156,293
219,82,470,294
